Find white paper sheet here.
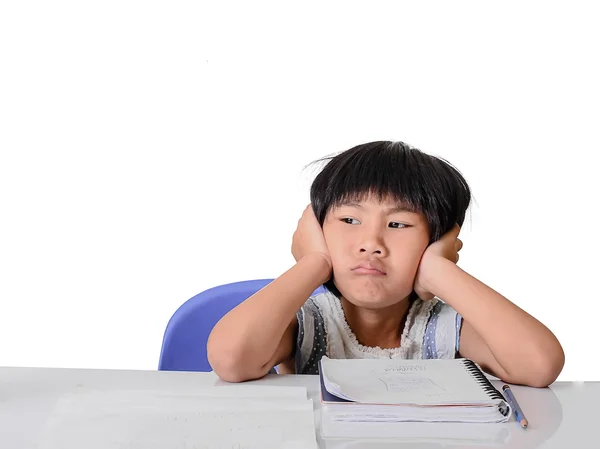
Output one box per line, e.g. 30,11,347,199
38,387,318,449
321,419,511,445
321,357,493,405
320,357,511,424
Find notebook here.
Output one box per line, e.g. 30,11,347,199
318,356,512,425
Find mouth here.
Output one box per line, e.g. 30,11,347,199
352,264,386,276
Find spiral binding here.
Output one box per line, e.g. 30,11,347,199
461,359,510,417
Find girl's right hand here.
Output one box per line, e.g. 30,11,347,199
291,204,332,268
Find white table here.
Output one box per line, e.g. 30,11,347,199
0,366,595,448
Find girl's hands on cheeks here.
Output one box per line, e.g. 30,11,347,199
291,204,332,270
414,224,463,301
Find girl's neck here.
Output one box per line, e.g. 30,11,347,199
340,296,412,349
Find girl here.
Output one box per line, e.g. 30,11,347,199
207,141,565,387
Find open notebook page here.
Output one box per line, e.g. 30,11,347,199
321,356,498,405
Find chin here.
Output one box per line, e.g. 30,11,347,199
335,279,409,309
343,296,398,310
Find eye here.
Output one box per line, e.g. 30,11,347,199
341,218,360,225
389,222,408,229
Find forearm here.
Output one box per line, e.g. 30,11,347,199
425,258,564,382
207,253,331,377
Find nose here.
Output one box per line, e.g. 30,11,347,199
358,229,387,257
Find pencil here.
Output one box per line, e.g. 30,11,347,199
502,384,528,429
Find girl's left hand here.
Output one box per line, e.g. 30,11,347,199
414,224,462,300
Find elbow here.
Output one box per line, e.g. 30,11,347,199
525,367,562,388
207,334,264,383
532,349,565,388
535,340,566,387
517,346,566,388
210,359,256,383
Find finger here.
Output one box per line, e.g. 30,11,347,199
451,223,461,237
455,253,460,263
301,206,312,220
441,224,461,241
455,239,463,252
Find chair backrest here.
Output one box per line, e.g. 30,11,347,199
158,279,325,372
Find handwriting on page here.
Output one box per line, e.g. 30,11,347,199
381,365,426,373
378,376,446,396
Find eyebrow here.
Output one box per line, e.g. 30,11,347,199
386,205,418,214
339,201,418,215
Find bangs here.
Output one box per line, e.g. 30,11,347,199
332,190,419,214
310,141,471,242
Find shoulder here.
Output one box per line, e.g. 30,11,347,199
295,293,329,374
297,294,327,337
422,298,463,359
428,298,461,322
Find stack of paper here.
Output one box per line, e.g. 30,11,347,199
319,356,511,425
38,385,318,449
320,420,512,446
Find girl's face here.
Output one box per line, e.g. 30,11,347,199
322,195,430,308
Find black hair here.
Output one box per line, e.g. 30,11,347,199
309,140,472,298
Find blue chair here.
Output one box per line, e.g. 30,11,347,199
158,278,325,372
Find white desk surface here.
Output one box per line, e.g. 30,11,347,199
0,366,594,448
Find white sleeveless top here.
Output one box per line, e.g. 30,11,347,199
294,290,463,375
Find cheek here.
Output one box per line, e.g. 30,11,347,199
390,238,429,272
322,229,351,271
323,234,344,263
407,238,429,258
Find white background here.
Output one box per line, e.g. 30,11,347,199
1,1,598,381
